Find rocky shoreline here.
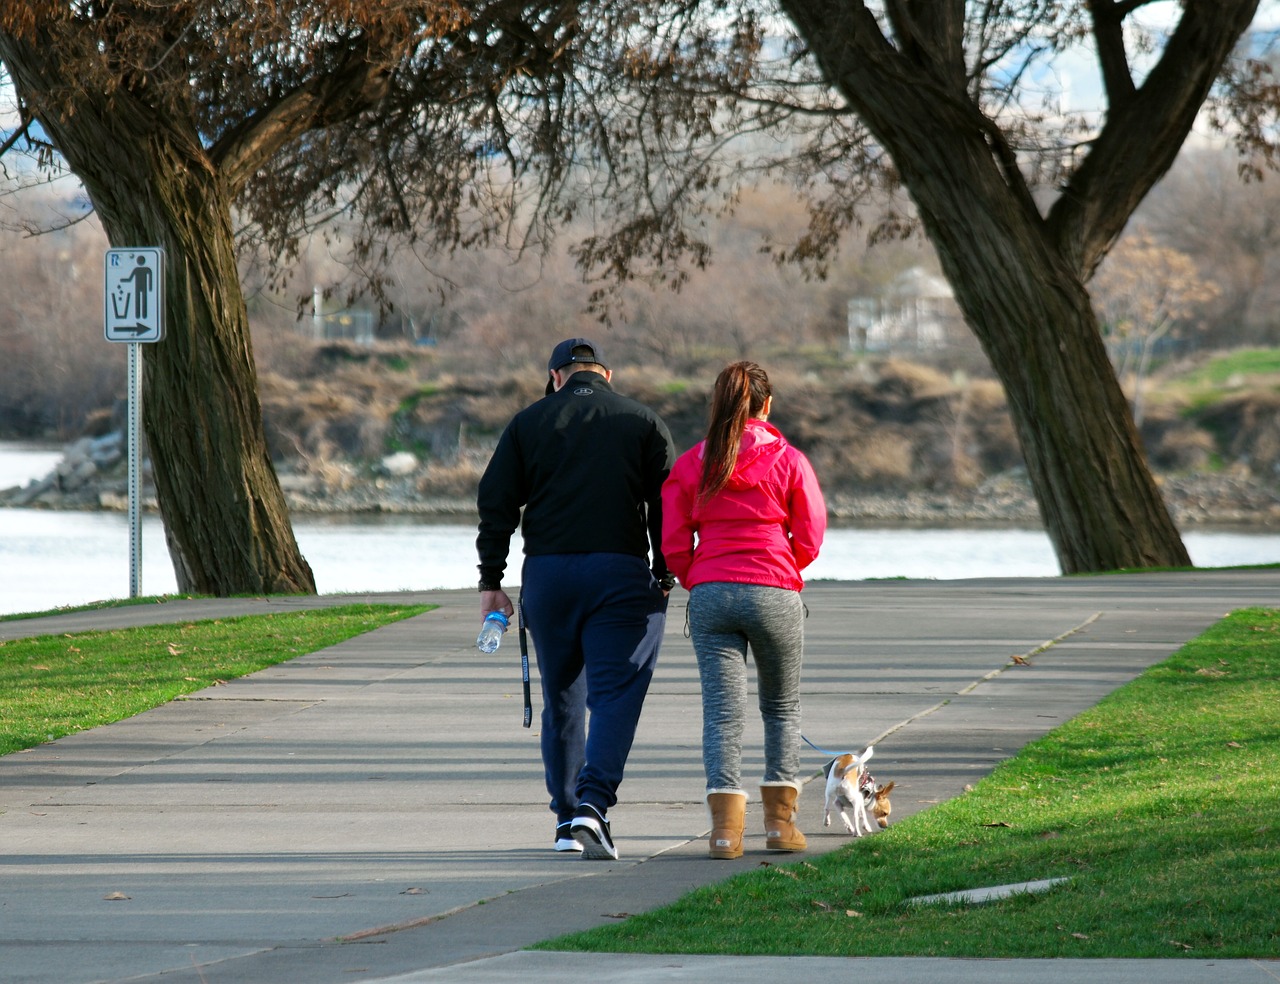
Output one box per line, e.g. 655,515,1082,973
4,432,1280,530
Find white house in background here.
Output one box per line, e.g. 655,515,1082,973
847,267,963,352
311,285,376,344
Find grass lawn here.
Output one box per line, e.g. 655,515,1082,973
538,607,1280,959
1154,346,1280,413
0,602,431,757
1172,347,1280,388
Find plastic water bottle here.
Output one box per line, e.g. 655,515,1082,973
476,611,509,653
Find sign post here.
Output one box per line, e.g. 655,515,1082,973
104,248,165,598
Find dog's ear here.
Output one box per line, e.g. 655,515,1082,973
861,745,874,764
873,780,894,828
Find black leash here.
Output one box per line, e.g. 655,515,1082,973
518,594,532,729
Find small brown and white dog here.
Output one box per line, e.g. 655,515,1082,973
822,745,893,836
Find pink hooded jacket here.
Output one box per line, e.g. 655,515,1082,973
661,419,827,592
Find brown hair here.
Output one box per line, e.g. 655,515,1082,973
699,361,772,501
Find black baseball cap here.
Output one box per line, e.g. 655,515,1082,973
547,338,609,372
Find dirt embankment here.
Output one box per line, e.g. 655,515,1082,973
6,348,1280,528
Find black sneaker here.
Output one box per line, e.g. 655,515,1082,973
569,803,618,860
555,821,582,853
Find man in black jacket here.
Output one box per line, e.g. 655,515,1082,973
476,338,676,860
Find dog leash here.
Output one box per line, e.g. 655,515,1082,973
801,734,855,758
517,595,532,729
803,734,880,794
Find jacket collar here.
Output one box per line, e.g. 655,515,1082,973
546,369,612,396
561,369,612,391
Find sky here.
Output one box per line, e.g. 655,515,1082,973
1053,1,1280,117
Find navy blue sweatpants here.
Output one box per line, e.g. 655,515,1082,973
520,552,668,821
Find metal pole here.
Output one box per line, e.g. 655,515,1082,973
127,341,142,598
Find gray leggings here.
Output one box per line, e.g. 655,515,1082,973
688,582,805,791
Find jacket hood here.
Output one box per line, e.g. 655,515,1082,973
725,420,788,489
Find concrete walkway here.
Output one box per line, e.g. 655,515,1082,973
2,573,1278,983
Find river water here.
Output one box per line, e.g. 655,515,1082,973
2,443,1277,617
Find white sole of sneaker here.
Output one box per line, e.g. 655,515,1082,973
569,817,619,860
575,837,618,860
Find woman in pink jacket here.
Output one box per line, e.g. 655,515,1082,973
661,361,827,860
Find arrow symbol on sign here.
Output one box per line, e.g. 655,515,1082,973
116,323,155,336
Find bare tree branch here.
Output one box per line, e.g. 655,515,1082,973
1087,0,1138,108
0,116,31,157
1051,0,1262,278
212,42,394,196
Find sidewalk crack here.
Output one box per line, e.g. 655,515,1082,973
955,611,1103,696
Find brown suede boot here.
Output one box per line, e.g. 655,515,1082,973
760,782,807,852
706,790,747,860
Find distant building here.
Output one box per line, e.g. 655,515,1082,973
311,285,376,344
848,267,964,352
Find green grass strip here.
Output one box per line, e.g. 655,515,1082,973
0,603,431,757
539,607,1280,959
0,594,196,622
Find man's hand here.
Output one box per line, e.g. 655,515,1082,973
481,589,514,620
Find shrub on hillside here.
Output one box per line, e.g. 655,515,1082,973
1194,391,1280,478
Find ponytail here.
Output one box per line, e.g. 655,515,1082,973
699,361,772,501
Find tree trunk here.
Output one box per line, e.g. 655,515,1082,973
137,154,317,596
908,150,1191,573
776,0,1200,573
926,202,1190,572
1,40,316,595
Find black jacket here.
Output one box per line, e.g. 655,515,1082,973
476,371,676,589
